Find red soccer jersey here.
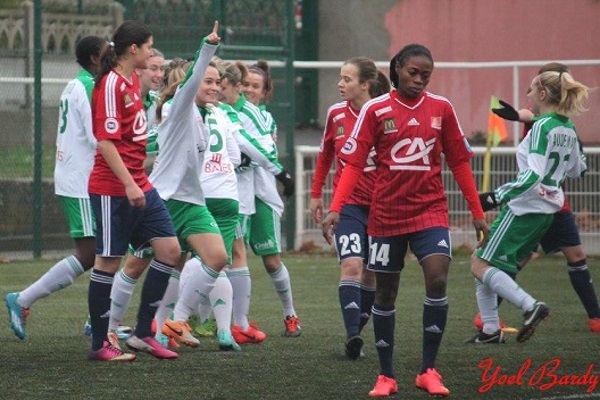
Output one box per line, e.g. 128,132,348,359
339,91,473,236
89,70,152,196
311,101,375,206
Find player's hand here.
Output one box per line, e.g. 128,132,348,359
240,152,252,168
473,218,489,248
206,21,221,44
126,184,146,208
492,99,519,121
275,170,294,198
309,198,324,223
322,211,340,245
479,191,500,212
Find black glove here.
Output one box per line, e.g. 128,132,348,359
275,170,295,198
479,191,500,212
240,152,252,168
492,99,520,121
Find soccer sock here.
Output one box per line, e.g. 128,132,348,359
268,263,297,318
108,269,138,332
475,281,500,334
174,261,219,322
134,259,174,339
191,264,213,323
372,304,396,378
88,269,114,350
496,270,516,308
18,255,85,308
421,296,448,373
359,284,376,332
338,280,361,339
154,270,180,340
210,272,233,332
568,260,600,318
483,267,536,313
226,266,251,329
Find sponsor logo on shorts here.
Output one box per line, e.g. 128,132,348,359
254,239,275,251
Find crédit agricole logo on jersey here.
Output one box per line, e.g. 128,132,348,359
131,109,148,142
390,137,436,171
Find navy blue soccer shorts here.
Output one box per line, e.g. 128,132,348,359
367,227,452,273
333,204,369,263
538,210,581,254
90,188,176,257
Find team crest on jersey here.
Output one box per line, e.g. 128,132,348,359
341,137,357,155
124,94,133,107
336,125,344,137
105,117,119,134
431,116,442,130
383,118,398,134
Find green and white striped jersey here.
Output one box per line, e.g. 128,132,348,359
149,39,217,205
144,90,160,156
223,97,284,215
54,69,96,198
495,112,587,216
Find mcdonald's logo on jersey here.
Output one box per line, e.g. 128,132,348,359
383,118,398,135
336,126,344,137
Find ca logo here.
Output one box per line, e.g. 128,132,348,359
389,137,435,171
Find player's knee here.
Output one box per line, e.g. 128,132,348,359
340,258,363,281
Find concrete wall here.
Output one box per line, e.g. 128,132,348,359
316,0,600,144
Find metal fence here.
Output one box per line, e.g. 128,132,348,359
294,145,600,254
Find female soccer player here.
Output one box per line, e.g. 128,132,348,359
243,60,278,142
310,57,389,359
219,60,300,339
138,48,165,172
322,44,488,397
174,59,243,351
5,36,106,340
471,70,589,345
146,24,236,350
477,63,600,334
87,20,182,362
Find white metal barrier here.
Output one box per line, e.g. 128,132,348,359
295,145,600,254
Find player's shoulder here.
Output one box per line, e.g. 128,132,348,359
361,92,393,117
327,101,348,114
424,91,452,107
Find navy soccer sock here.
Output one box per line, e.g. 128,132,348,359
135,259,174,338
88,269,115,350
568,260,600,319
359,285,376,332
339,280,361,339
372,304,396,378
421,296,448,373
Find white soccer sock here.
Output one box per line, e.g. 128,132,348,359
173,261,218,322
154,270,180,339
108,269,138,332
209,272,233,332
269,263,296,318
226,266,251,329
18,255,85,308
483,267,536,312
183,258,210,321
475,279,500,334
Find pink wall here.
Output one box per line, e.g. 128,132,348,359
384,0,600,144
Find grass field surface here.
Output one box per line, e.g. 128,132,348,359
1,252,600,400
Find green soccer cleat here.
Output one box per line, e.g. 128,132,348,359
189,315,217,338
